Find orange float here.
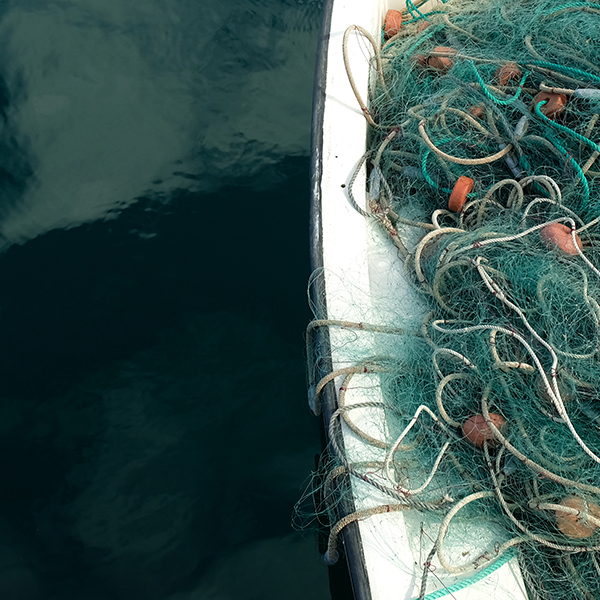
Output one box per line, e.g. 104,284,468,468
469,105,485,119
540,223,582,255
533,91,567,119
412,54,428,67
495,63,522,86
428,47,457,73
556,496,600,539
448,176,474,212
384,10,402,40
462,413,506,447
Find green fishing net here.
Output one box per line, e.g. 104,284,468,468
301,1,600,599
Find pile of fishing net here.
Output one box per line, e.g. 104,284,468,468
301,1,600,599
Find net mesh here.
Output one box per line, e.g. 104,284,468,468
299,1,600,598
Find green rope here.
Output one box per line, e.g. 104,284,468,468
529,61,600,84
534,101,600,154
421,150,454,194
421,150,447,193
404,11,447,25
406,0,428,21
419,551,516,600
468,62,529,106
420,150,477,198
542,1,600,15
540,129,591,205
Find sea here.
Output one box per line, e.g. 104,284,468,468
0,0,332,598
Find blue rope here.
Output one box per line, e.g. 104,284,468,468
519,153,533,177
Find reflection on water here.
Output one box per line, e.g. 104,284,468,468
0,0,320,249
0,0,329,598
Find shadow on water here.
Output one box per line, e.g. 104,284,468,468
0,157,329,599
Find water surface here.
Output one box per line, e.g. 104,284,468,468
0,0,330,598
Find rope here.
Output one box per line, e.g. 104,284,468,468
342,26,386,129
324,503,410,565
418,121,513,165
417,550,516,600
468,62,528,106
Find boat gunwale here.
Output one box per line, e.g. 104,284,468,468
309,0,374,598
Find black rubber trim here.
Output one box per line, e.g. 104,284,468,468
309,2,373,599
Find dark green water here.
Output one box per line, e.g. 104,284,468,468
0,1,329,598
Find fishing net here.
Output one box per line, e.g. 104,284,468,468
301,1,600,599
